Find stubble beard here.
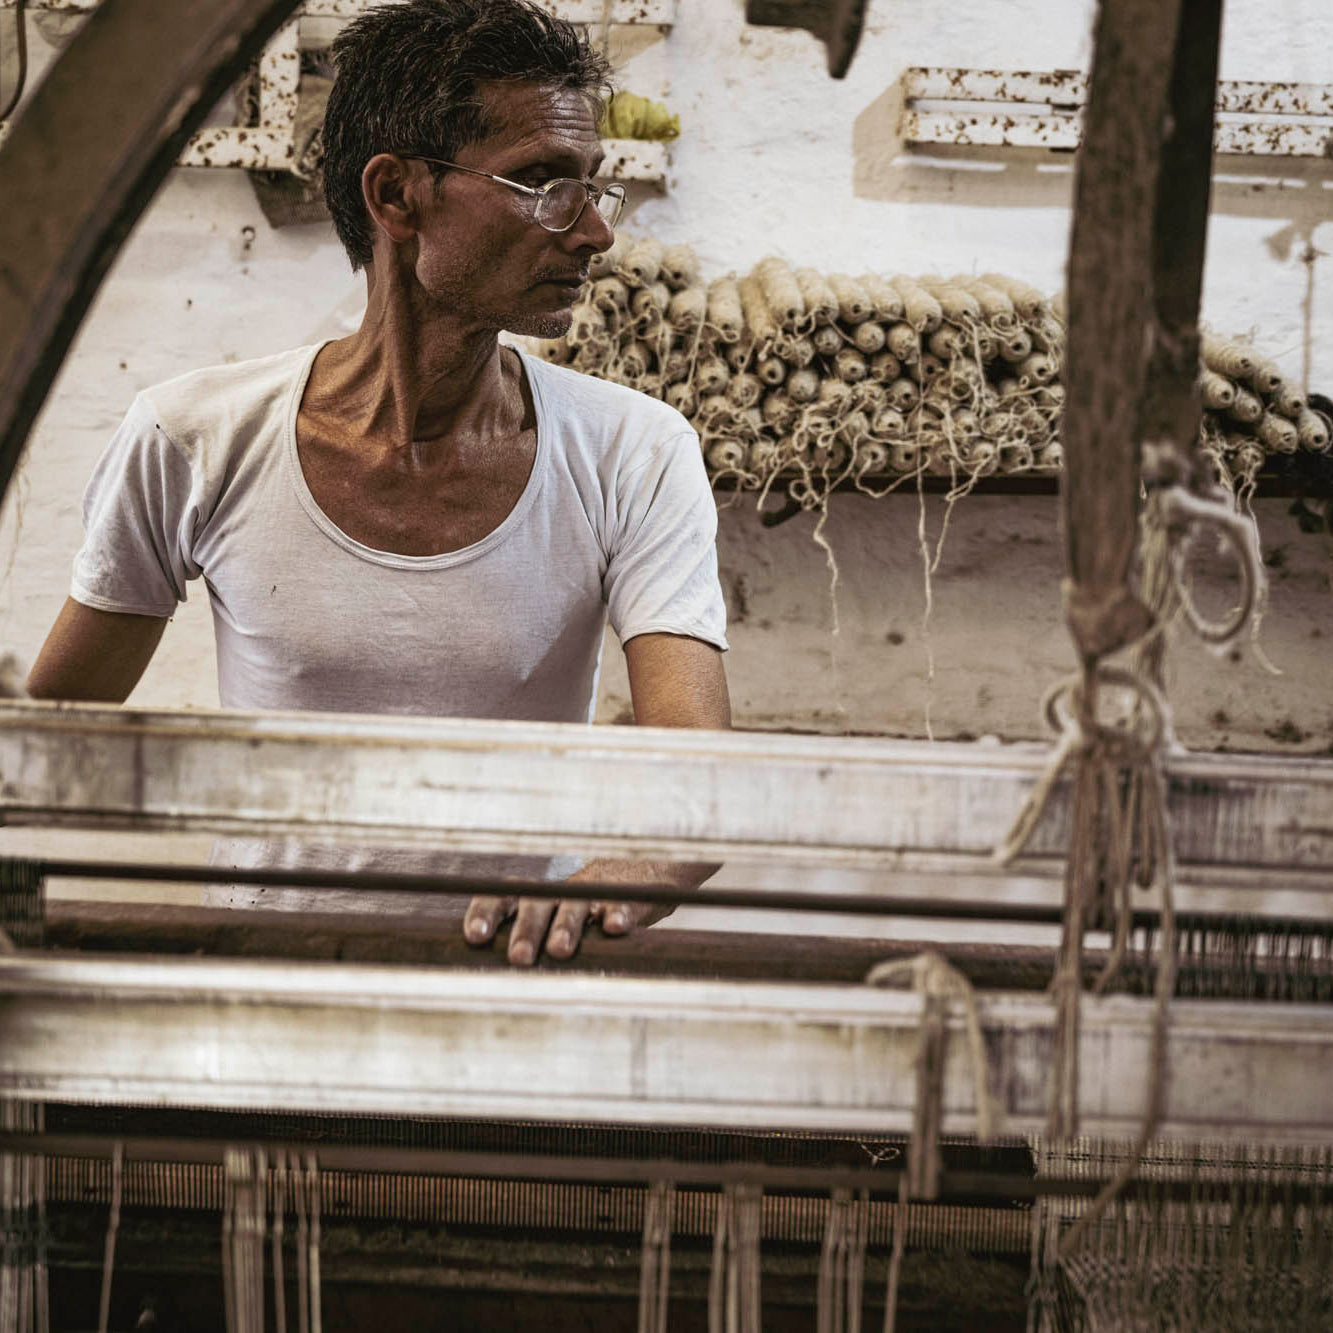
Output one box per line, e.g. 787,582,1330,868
416,265,575,343
503,306,575,341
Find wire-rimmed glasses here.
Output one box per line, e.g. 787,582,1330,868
401,156,626,233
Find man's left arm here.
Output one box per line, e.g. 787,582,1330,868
464,631,730,965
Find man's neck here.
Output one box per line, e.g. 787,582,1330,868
305,265,522,465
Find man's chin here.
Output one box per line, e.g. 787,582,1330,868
504,307,575,341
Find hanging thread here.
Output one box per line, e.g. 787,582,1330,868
816,1188,869,1333
866,952,1001,1333
96,1143,122,1333
708,1183,762,1333
637,1180,674,1333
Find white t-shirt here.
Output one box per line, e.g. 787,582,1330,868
72,342,727,906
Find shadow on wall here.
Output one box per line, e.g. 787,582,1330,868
851,76,1333,226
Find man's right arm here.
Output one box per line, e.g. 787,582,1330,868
27,598,168,703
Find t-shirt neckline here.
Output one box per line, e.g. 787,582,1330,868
283,341,550,570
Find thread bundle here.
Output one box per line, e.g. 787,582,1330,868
534,236,1328,503
1198,332,1331,489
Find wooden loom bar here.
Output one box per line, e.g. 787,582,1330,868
0,953,1329,1141
0,701,1331,871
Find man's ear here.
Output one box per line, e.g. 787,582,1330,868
362,154,423,249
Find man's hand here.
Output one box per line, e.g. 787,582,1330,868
463,873,680,966
464,631,729,966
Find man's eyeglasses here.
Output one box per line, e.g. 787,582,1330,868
401,156,626,233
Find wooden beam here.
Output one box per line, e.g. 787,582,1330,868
0,0,305,515
0,953,1330,1141
1137,0,1224,466
1,702,1332,872
899,67,1333,158
1059,0,1224,661
43,900,1065,987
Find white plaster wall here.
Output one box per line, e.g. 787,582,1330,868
627,0,1333,391
1,0,1330,757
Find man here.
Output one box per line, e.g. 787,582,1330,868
27,0,730,965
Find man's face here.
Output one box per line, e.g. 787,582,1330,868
409,80,614,339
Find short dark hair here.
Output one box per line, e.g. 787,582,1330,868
322,0,613,270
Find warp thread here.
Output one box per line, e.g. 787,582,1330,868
866,951,1001,1332
708,1183,762,1333
0,861,45,1333
0,1103,46,1333
224,1149,322,1333
638,1180,674,1333
0,860,43,951
1033,1141,1333,1331
816,1188,869,1333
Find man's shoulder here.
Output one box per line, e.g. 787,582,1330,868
133,344,320,458
525,353,696,454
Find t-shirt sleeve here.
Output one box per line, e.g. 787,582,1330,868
604,430,729,651
71,395,201,616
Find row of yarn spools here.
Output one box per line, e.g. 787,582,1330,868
533,234,1329,496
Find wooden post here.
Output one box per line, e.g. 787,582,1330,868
1140,0,1226,477
1060,0,1224,664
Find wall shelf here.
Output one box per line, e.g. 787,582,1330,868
598,138,669,184
901,67,1333,159
0,0,673,18
1,0,675,183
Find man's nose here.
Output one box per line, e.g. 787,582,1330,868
567,197,615,253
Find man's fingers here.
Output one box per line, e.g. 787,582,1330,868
463,894,514,946
598,900,665,935
508,896,557,966
467,893,668,959
546,899,593,960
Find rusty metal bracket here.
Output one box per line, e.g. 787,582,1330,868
0,0,305,518
177,16,302,172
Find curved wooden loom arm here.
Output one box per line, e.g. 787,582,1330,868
744,0,869,80
1061,0,1224,666
0,0,305,515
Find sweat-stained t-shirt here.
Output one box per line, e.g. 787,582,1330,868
71,342,728,909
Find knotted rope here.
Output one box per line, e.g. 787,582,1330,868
866,951,1000,1159
998,477,1265,1268
999,664,1179,1257
816,1188,869,1333
223,1149,321,1333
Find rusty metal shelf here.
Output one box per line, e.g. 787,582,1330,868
2,1,676,182
900,67,1333,160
